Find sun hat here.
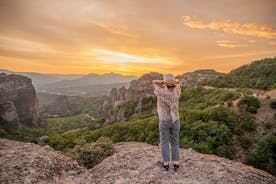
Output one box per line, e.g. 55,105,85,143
163,73,175,82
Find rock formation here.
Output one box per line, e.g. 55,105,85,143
107,72,163,108
1,139,275,184
0,101,20,129
39,95,70,117
102,72,162,124
0,73,39,130
176,69,223,87
102,70,222,124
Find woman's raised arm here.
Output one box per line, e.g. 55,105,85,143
152,80,164,86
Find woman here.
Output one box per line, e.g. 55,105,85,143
152,74,181,171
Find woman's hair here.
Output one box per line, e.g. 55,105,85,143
166,84,176,88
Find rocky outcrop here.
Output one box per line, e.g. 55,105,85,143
107,72,163,108
102,70,221,124
0,73,39,129
1,139,275,184
39,95,70,117
0,139,85,184
0,101,20,129
88,142,276,184
102,72,163,124
176,69,223,87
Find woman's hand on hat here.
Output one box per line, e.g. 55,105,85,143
164,79,178,85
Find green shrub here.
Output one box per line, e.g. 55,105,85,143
179,136,192,148
227,101,233,107
208,106,237,132
48,134,75,151
199,57,276,90
238,95,260,114
82,116,156,144
179,86,239,109
216,145,236,159
142,96,156,114
189,120,233,158
182,109,208,124
236,88,253,96
70,137,115,169
245,134,276,176
238,112,256,132
238,135,252,149
220,91,240,101
116,99,139,118
192,142,212,154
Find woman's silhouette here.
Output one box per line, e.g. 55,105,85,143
152,74,181,171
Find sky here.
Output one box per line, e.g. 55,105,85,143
0,0,275,76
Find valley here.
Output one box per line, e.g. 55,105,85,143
1,57,276,179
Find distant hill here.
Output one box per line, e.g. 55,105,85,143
176,69,223,87
39,73,137,97
39,82,132,97
0,70,138,97
0,69,83,87
41,72,138,89
200,57,276,90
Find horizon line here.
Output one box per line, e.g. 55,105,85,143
0,68,227,77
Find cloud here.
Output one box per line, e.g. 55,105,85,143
183,16,276,39
0,36,58,53
268,41,276,46
90,21,139,38
216,40,248,48
92,49,175,65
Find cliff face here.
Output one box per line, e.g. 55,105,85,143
1,139,275,184
102,70,222,124
39,95,71,117
108,72,163,107
102,72,162,124
0,73,39,129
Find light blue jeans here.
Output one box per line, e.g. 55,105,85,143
159,118,180,162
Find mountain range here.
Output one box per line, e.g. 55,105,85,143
0,69,138,96
0,69,83,86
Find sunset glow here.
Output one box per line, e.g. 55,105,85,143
92,49,173,64
0,0,275,76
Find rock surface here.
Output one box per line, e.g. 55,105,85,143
0,139,86,184
1,139,275,184
0,73,39,128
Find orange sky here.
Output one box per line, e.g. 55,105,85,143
0,0,276,76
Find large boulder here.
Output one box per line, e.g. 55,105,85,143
0,73,39,128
